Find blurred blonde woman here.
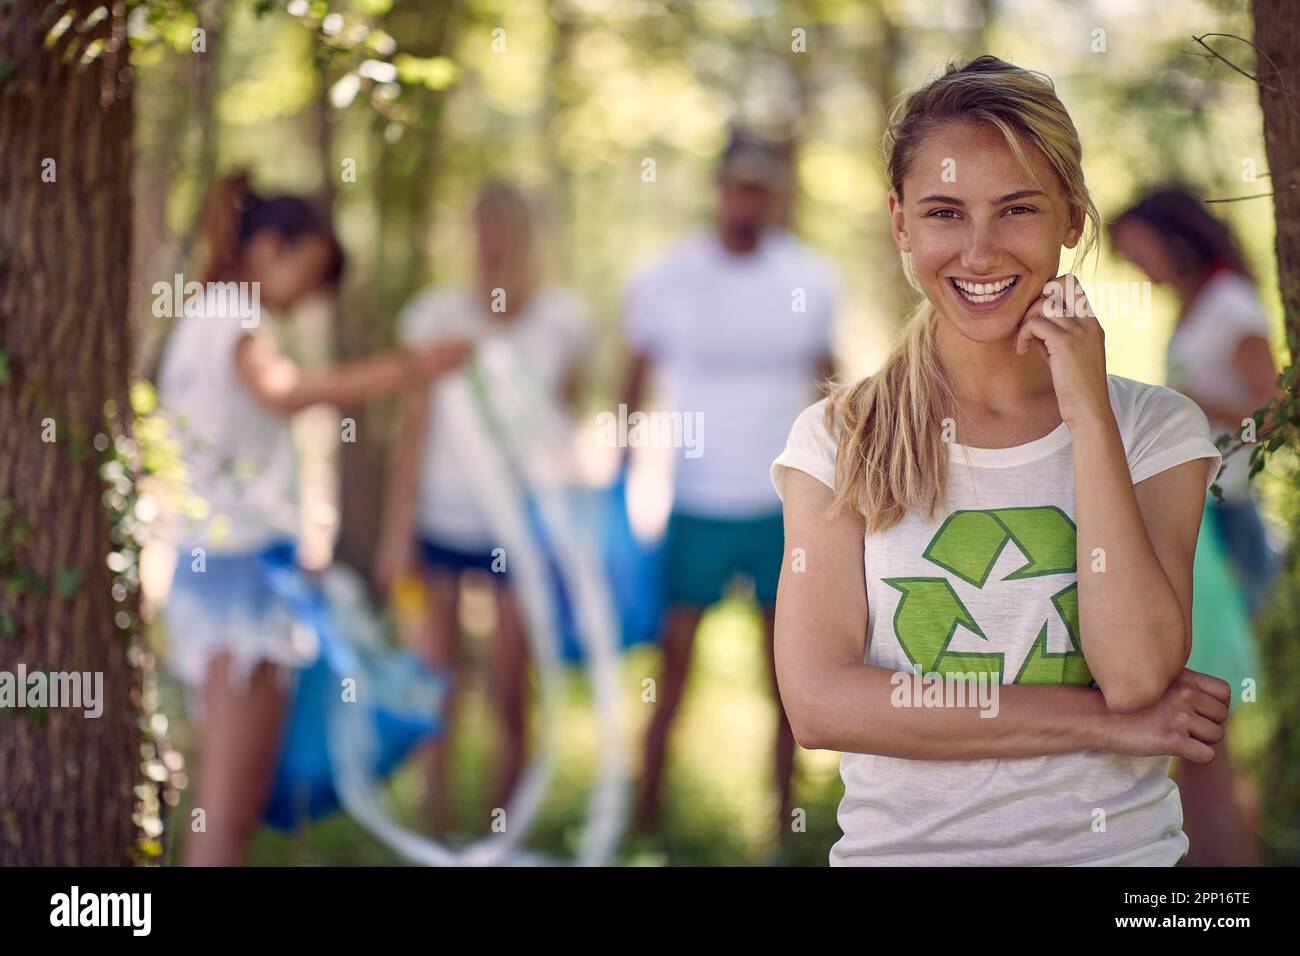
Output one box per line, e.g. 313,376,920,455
772,57,1232,866
377,182,593,832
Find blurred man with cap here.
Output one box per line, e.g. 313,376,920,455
620,127,838,844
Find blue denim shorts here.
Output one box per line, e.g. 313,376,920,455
163,541,312,687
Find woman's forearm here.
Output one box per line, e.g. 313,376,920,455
1071,413,1186,710
797,661,1110,759
288,351,419,413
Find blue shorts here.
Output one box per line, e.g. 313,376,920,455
418,537,507,578
663,510,784,608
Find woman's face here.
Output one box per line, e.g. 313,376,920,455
245,231,337,311
1109,216,1178,285
889,121,1082,345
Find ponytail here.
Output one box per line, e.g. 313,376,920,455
826,302,953,533
197,170,252,285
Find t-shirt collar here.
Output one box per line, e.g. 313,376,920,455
946,420,1072,468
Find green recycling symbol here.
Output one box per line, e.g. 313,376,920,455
883,506,1092,686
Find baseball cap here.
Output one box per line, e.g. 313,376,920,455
718,130,787,186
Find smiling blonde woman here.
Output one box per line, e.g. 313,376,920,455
770,56,1233,866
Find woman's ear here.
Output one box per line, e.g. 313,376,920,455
1062,205,1085,250
888,191,911,253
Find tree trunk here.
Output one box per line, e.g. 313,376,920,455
0,1,141,865
1254,0,1300,365
1252,0,1300,865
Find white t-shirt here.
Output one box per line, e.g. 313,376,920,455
157,290,298,552
398,285,592,550
626,228,837,518
1167,270,1272,499
770,375,1220,866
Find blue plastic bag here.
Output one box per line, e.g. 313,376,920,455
529,469,665,664
256,544,448,830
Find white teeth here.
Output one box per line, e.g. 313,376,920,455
951,276,1018,303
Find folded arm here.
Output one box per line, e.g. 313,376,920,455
775,468,1114,760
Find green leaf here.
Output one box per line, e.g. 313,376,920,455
394,54,458,91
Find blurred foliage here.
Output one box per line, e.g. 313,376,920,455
108,383,193,863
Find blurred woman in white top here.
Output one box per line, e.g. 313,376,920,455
158,171,470,865
376,182,593,833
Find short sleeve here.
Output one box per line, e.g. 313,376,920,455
771,398,838,501
1122,380,1222,494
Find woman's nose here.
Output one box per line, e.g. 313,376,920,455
961,225,1001,273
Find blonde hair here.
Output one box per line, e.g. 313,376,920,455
827,55,1102,533
474,180,541,315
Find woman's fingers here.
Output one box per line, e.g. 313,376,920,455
1184,668,1233,705
1042,273,1101,323
1192,692,1230,724
1016,273,1109,359
1042,275,1080,315
1187,713,1226,747
1176,736,1217,765
1015,315,1072,355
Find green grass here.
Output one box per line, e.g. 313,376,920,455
160,593,1281,866
162,596,844,867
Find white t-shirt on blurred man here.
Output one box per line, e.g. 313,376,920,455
624,228,837,518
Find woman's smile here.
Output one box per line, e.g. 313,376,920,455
946,273,1022,311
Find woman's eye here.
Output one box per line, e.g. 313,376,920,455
927,208,960,219
1005,205,1035,215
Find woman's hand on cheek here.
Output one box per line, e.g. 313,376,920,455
1015,273,1113,430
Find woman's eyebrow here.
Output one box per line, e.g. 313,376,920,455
915,189,1048,206
993,189,1048,204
